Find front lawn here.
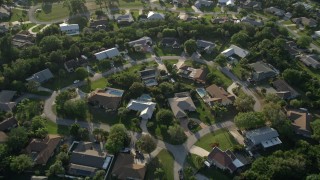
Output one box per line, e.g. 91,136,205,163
189,96,215,125
8,9,29,22
46,119,70,136
42,73,79,90
195,129,238,151
31,24,46,33
209,66,233,88
145,150,174,180
35,3,69,21
154,47,183,56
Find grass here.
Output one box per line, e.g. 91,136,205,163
195,129,238,151
296,61,320,81
35,3,69,21
209,66,233,88
154,46,183,56
46,119,70,136
146,150,174,180
31,24,46,33
42,73,79,90
189,96,215,125
7,9,29,22
21,23,36,30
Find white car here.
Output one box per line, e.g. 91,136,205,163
73,80,80,84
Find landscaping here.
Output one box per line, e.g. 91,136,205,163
146,150,174,180
35,3,69,21
6,9,29,22
46,119,70,136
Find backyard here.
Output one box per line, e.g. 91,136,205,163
145,150,174,180
35,3,69,21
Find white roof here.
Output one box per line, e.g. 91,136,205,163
315,31,320,36
147,11,165,20
221,45,249,58
94,48,120,60
59,23,79,31
261,137,282,148
127,99,156,119
218,0,234,5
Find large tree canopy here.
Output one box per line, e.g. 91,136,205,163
105,124,130,154
234,112,265,130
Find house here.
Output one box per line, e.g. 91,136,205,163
245,127,282,150
0,23,9,34
111,153,146,180
26,68,54,84
221,45,249,58
12,31,35,48
0,117,17,131
195,0,213,8
284,41,301,58
160,37,181,49
59,23,80,36
250,62,279,81
284,12,292,20
0,91,17,112
293,2,312,10
264,7,285,17
139,68,158,87
64,57,88,72
26,135,61,165
211,17,230,24
168,92,196,119
287,110,312,137
128,37,152,52
178,65,207,83
89,19,108,31
0,6,10,19
242,1,261,10
94,48,120,60
196,40,215,54
299,54,320,69
241,17,263,26
292,17,318,28
147,11,165,20
205,84,235,106
127,99,156,120
0,131,8,143
69,141,113,177
218,0,234,6
88,87,124,110
314,31,320,38
205,147,244,173
178,13,197,21
115,13,134,24
173,0,188,6
272,79,299,100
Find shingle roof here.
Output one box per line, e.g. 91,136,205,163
205,84,234,105
245,127,279,145
147,11,165,19
127,100,156,119
26,68,54,83
88,88,124,109
128,37,152,46
221,45,249,58
139,68,157,80
0,117,17,131
207,147,240,173
0,131,8,143
287,110,312,137
168,92,196,118
94,48,120,60
112,153,146,180
273,79,299,99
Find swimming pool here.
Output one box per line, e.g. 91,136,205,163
106,88,124,97
196,88,207,98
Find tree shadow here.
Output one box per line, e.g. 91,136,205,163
42,3,53,14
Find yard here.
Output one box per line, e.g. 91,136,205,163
46,119,70,136
31,24,46,33
195,129,238,151
42,72,79,90
154,46,183,56
35,3,69,21
7,9,29,22
189,96,215,125
145,150,174,180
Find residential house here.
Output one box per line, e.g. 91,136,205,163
264,7,285,17
195,0,213,8
0,131,8,143
126,99,156,120
147,11,165,20
0,117,17,131
115,13,134,24
168,92,196,119
314,31,320,38
293,2,312,10
178,13,197,21
173,0,188,6
64,57,88,72
205,147,244,173
139,68,158,87
240,17,263,26
26,68,54,84
292,17,318,28
284,41,301,58
0,23,9,34
0,91,17,112
12,31,35,48
111,153,146,180
0,6,10,19
299,54,320,69
249,62,279,81
196,40,215,54
178,65,207,84
94,48,120,60
25,135,61,165
205,84,235,106
284,12,292,20
221,45,249,58
89,19,108,31
287,110,312,137
160,37,181,49
88,88,124,110
59,23,80,36
242,1,262,10
272,79,299,100
211,17,230,24
218,0,235,6
69,141,113,177
245,127,282,150
128,36,152,52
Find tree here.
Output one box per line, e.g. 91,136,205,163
47,160,65,176
69,123,80,138
154,167,165,179
167,124,187,144
68,44,80,59
128,82,145,98
40,35,63,53
231,32,249,47
136,134,156,154
26,80,40,93
117,107,130,120
262,102,286,127
56,152,69,167
156,109,174,126
234,112,265,130
184,39,197,55
233,93,255,112
290,99,301,108
159,82,174,95
93,170,106,180
31,116,48,138
162,28,176,37
10,154,33,173
0,144,9,173
212,104,227,117
75,67,88,80
64,99,87,119
105,124,130,154
6,127,29,153
215,54,228,67
311,119,320,141
297,35,312,48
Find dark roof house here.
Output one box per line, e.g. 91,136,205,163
128,37,152,52
287,110,312,137
205,84,235,106
250,62,279,81
196,40,215,54
241,17,263,26
0,6,10,19
12,31,35,48
299,54,320,69
139,68,158,87
292,17,318,28
88,88,124,110
64,57,88,72
89,19,108,31
160,37,181,49
0,91,17,112
115,13,134,24
178,65,207,84
0,117,17,131
273,79,299,100
26,68,54,84
112,153,146,180
242,1,262,10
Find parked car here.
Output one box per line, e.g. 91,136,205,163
73,80,80,84
178,169,183,180
120,148,131,154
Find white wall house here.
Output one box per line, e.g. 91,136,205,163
147,11,165,20
94,48,120,60
59,23,80,36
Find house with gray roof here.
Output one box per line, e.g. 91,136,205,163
127,99,156,120
264,7,285,17
241,17,263,26
139,68,158,87
196,40,215,54
26,68,54,84
0,6,10,19
242,1,261,10
168,92,196,119
0,23,9,34
0,117,17,131
292,17,318,28
0,91,17,112
245,127,282,150
195,0,213,8
273,79,299,100
12,31,35,48
89,19,108,31
115,13,134,24
147,11,165,20
128,37,152,52
250,62,279,81
94,48,120,60
299,54,320,69
221,45,249,58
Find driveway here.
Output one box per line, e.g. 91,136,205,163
190,145,209,157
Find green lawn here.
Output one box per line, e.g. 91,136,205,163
209,67,233,88
146,150,174,180
163,59,178,66
154,47,183,56
195,129,238,151
189,96,215,125
91,77,109,90
35,3,69,21
46,119,70,136
21,23,36,30
31,24,46,33
42,73,79,90
7,9,29,22
117,0,144,8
